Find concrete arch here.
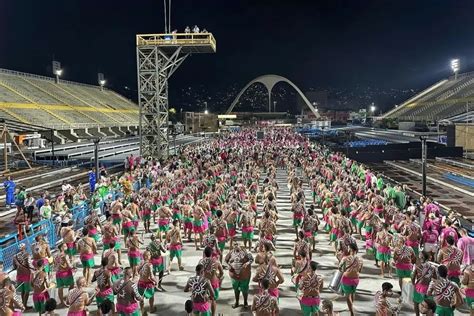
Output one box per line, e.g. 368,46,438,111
225,74,320,118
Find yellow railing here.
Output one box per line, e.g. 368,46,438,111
136,33,216,51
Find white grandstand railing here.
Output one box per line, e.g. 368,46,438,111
448,70,474,81
0,68,104,90
46,123,138,130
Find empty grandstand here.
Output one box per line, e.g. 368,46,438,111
383,71,474,122
0,68,138,143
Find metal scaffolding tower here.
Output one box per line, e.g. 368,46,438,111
136,33,216,158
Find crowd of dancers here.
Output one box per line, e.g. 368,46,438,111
1,128,474,316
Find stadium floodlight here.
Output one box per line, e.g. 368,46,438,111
52,60,62,83
98,73,106,90
53,68,62,84
451,59,460,79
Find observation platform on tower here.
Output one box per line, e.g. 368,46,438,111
136,33,217,53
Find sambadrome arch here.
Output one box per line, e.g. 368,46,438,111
225,74,320,118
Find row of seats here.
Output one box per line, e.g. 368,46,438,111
0,70,139,128
386,72,474,121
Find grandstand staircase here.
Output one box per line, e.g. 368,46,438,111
0,80,71,125
55,84,123,124
22,78,100,125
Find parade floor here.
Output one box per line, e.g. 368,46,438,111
14,169,469,315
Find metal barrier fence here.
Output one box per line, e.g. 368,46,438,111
0,202,91,272
0,234,19,263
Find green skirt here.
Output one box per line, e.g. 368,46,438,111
129,257,141,266
119,310,140,316
413,289,425,304
173,213,183,220
218,241,226,251
375,251,391,263
293,218,303,227
66,248,77,256
82,258,95,268
231,278,250,293
396,269,412,278
18,282,31,293
57,275,74,288
34,301,46,313
242,231,254,240
138,286,155,299
97,293,115,305
341,284,357,295
103,242,121,251
435,305,454,316
465,296,474,310
170,249,182,259
300,302,320,316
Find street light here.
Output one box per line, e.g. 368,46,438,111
370,105,376,113
451,59,460,79
204,109,209,115
204,101,208,114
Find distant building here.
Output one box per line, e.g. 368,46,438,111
319,110,349,123
184,112,218,133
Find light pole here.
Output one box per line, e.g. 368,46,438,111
420,136,427,197
312,102,319,117
369,104,376,125
204,101,208,115
54,69,63,84
98,73,106,91
50,129,55,166
451,59,460,80
93,138,100,181
52,60,62,84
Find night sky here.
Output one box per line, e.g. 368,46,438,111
1,0,474,111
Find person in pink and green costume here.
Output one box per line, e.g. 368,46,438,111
184,264,214,316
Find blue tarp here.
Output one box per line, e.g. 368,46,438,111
444,173,474,188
